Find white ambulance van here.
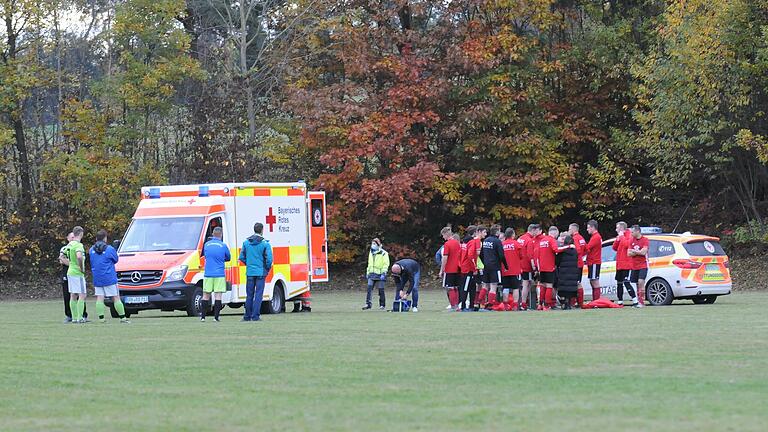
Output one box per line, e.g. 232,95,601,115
109,182,328,318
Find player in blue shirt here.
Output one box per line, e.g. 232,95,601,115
200,227,231,322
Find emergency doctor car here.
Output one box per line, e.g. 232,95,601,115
107,182,328,318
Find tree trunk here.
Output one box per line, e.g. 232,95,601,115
240,2,257,143
13,116,32,216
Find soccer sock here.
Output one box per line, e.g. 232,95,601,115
617,281,624,301
201,300,208,318
623,281,637,302
592,287,601,300
95,301,105,319
114,300,126,318
449,288,459,308
477,288,488,306
214,300,222,319
538,285,546,306
545,288,554,307
577,287,584,307
70,299,79,320
488,290,497,305
76,299,85,320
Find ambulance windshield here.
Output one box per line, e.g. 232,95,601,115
120,217,204,252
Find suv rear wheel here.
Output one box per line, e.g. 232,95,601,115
646,278,674,306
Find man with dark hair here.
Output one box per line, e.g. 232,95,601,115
89,229,129,323
391,259,421,312
612,221,633,305
65,226,88,323
479,224,508,309
627,225,649,308
439,226,462,311
585,220,603,300
239,222,273,321
568,223,587,307
59,232,88,322
201,226,230,322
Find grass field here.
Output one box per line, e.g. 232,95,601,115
1,290,767,431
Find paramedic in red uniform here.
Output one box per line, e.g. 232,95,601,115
585,220,603,301
627,225,649,308
612,221,637,305
439,227,462,311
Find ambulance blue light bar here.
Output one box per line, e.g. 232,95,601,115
199,186,209,197
149,188,161,199
641,226,663,234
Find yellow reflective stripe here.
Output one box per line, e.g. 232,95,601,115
289,245,308,264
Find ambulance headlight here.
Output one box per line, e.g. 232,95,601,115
166,265,188,282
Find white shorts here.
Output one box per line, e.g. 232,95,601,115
94,284,118,297
67,276,86,294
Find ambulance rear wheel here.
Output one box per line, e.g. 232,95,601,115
263,284,284,314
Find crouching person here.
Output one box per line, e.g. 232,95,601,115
363,238,389,310
391,258,421,312
239,223,273,322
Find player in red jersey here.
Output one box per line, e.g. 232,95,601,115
536,226,560,310
627,225,649,308
458,225,478,310
439,226,462,311
568,223,588,308
612,221,637,306
498,228,522,311
516,224,536,310
585,220,603,301
529,224,543,307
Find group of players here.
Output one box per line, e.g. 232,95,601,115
437,220,650,311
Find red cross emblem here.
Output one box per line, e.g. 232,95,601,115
266,207,277,232
188,198,196,205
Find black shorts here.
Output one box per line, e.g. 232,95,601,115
615,269,629,282
443,272,462,288
502,275,521,290
520,271,532,281
629,268,648,283
539,271,555,284
482,269,502,284
587,264,601,280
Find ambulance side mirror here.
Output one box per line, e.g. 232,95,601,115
112,239,121,251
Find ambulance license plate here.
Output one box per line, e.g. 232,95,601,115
125,296,149,304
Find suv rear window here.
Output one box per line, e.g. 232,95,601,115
683,240,726,256
649,240,675,258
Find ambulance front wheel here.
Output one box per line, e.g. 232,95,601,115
262,283,284,314
187,286,204,317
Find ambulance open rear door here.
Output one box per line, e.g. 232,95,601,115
308,191,329,282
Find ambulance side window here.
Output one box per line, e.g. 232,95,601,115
205,217,223,242
649,240,674,258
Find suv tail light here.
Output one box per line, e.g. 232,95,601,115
673,259,703,269
724,260,730,268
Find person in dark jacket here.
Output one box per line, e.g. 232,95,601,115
555,236,580,310
238,223,273,322
88,229,129,322
391,258,421,312
478,225,508,308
